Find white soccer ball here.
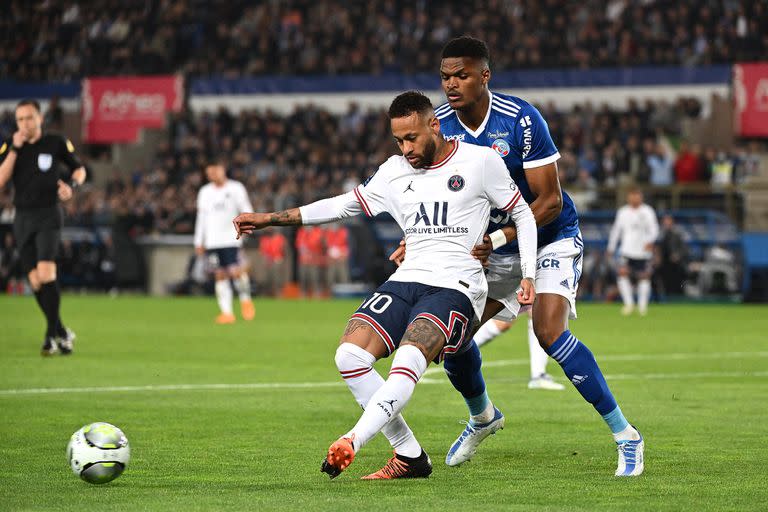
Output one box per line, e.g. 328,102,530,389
66,422,130,484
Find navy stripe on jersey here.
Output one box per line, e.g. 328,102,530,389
435,102,452,115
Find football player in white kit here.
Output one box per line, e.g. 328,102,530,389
607,187,659,316
194,160,255,324
233,91,538,480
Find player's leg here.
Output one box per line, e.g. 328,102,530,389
442,256,517,465
527,315,565,390
33,228,72,354
212,252,235,324
473,317,511,348
616,260,635,315
322,284,423,479
636,262,652,316
229,250,254,320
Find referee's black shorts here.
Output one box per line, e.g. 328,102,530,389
12,206,63,274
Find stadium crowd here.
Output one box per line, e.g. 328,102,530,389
2,0,766,81
1,98,765,237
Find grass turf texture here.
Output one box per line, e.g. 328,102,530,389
1,296,767,511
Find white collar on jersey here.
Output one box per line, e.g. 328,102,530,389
455,90,493,139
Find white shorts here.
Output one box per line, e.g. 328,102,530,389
486,234,583,322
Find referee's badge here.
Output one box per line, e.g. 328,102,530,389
38,154,53,172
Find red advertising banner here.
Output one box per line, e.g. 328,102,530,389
734,62,768,138
82,75,183,143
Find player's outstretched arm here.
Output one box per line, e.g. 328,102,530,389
233,190,364,239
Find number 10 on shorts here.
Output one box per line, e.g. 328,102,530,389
361,293,393,313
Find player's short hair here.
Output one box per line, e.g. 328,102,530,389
207,155,228,168
388,91,434,119
441,36,491,64
16,98,41,112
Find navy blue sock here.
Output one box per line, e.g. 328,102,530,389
443,341,489,416
546,330,628,433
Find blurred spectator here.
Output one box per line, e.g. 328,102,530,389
674,141,705,183
44,95,63,132
656,214,689,297
258,227,288,296
645,138,675,185
324,225,350,290
296,225,325,297
0,232,22,293
1,0,766,81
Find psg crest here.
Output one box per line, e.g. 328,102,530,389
492,139,510,157
447,175,465,191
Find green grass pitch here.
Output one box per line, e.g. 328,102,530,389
1,296,767,511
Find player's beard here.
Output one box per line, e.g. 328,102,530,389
418,138,437,169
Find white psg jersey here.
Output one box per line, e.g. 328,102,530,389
194,180,254,249
607,204,660,260
353,141,528,318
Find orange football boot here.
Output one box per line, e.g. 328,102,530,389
320,436,355,479
215,313,236,324
240,300,255,321
361,450,432,480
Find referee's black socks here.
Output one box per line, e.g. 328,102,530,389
36,281,64,339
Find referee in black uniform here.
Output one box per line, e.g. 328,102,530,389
0,99,86,355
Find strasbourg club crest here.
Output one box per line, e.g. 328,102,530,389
447,175,465,191
492,139,510,157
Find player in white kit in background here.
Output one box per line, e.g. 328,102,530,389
607,188,659,316
194,160,255,324
233,91,538,480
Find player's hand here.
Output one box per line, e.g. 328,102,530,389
233,212,271,239
12,131,25,147
57,180,73,201
517,277,536,305
388,239,406,267
643,242,654,252
195,246,204,256
471,235,493,267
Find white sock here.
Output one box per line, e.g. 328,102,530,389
528,317,549,378
234,273,252,302
612,424,641,442
215,279,233,315
637,279,651,313
617,276,634,307
345,345,427,452
473,320,502,348
334,343,421,457
471,401,496,425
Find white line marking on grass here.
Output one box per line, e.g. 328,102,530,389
423,350,768,376
1,351,766,397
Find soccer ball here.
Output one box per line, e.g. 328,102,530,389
66,422,130,484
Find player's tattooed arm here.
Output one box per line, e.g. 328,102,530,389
268,208,302,226
401,318,445,362
233,208,302,238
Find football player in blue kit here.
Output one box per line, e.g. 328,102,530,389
434,37,644,476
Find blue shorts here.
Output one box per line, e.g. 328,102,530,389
206,247,241,269
351,281,474,362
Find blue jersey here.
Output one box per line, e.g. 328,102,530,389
436,91,579,254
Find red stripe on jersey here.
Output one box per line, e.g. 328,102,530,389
353,187,372,217
425,140,458,170
502,191,522,211
351,313,395,353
